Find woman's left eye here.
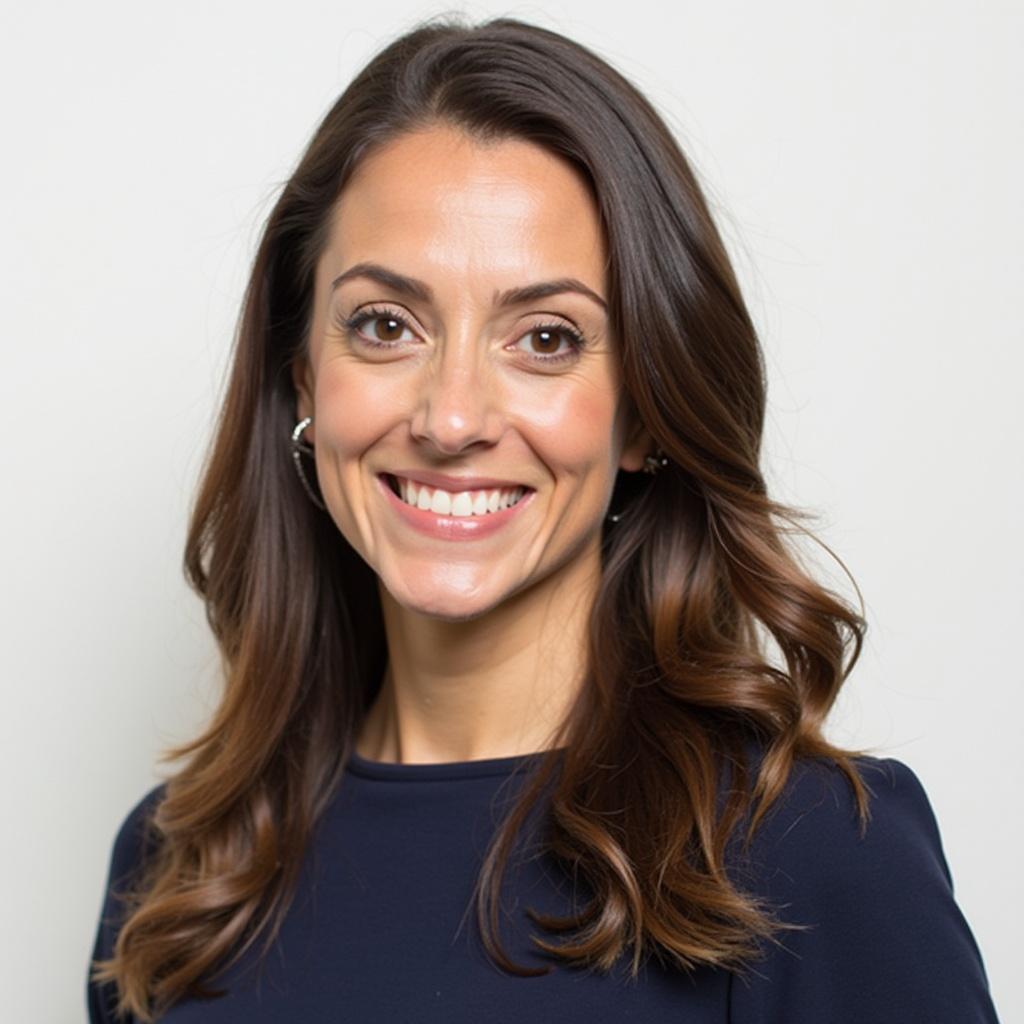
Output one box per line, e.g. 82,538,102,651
513,324,588,363
339,306,588,365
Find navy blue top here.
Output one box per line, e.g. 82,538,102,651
87,749,1001,1022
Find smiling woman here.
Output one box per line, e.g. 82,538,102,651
86,12,1000,1024
289,125,650,668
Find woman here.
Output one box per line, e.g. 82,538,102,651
86,14,1000,1023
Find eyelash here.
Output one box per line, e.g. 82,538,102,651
337,303,588,365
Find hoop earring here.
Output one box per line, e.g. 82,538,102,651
606,447,669,524
291,416,327,511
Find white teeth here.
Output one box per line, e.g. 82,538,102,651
394,476,525,517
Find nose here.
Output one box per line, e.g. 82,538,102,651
408,329,504,455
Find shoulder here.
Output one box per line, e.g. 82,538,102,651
743,753,953,899
88,782,168,1023
106,781,167,888
724,750,1000,1023
92,781,168,944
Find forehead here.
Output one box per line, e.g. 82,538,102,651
323,126,607,294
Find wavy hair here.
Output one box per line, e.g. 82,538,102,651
90,13,873,1021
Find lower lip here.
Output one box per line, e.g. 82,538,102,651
376,473,535,541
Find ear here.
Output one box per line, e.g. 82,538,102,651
291,356,316,440
617,401,656,473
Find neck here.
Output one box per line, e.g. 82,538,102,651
355,550,599,765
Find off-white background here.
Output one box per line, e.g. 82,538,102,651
1,2,1019,1021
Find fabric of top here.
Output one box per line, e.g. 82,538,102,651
86,746,1002,1022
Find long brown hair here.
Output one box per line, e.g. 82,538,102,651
91,13,874,1020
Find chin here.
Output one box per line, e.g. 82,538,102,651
379,572,511,623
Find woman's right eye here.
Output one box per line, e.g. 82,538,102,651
339,307,417,348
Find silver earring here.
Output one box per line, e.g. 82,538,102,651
291,416,327,511
642,449,670,475
606,447,669,524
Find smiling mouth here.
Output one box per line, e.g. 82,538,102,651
381,473,532,515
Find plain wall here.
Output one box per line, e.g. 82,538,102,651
1,1,1019,1020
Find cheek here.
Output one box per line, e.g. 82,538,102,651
528,378,620,468
313,361,396,455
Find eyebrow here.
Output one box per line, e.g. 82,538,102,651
330,261,607,313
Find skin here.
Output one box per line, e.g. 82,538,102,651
291,123,653,764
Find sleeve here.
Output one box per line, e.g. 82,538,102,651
86,783,166,1024
727,757,1002,1024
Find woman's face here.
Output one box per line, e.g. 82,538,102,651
293,124,652,620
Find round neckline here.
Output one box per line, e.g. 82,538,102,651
345,746,565,781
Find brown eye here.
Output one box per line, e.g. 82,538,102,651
340,307,416,348
514,322,588,364
527,327,564,355
368,316,406,342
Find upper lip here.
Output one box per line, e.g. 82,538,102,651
384,469,533,492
